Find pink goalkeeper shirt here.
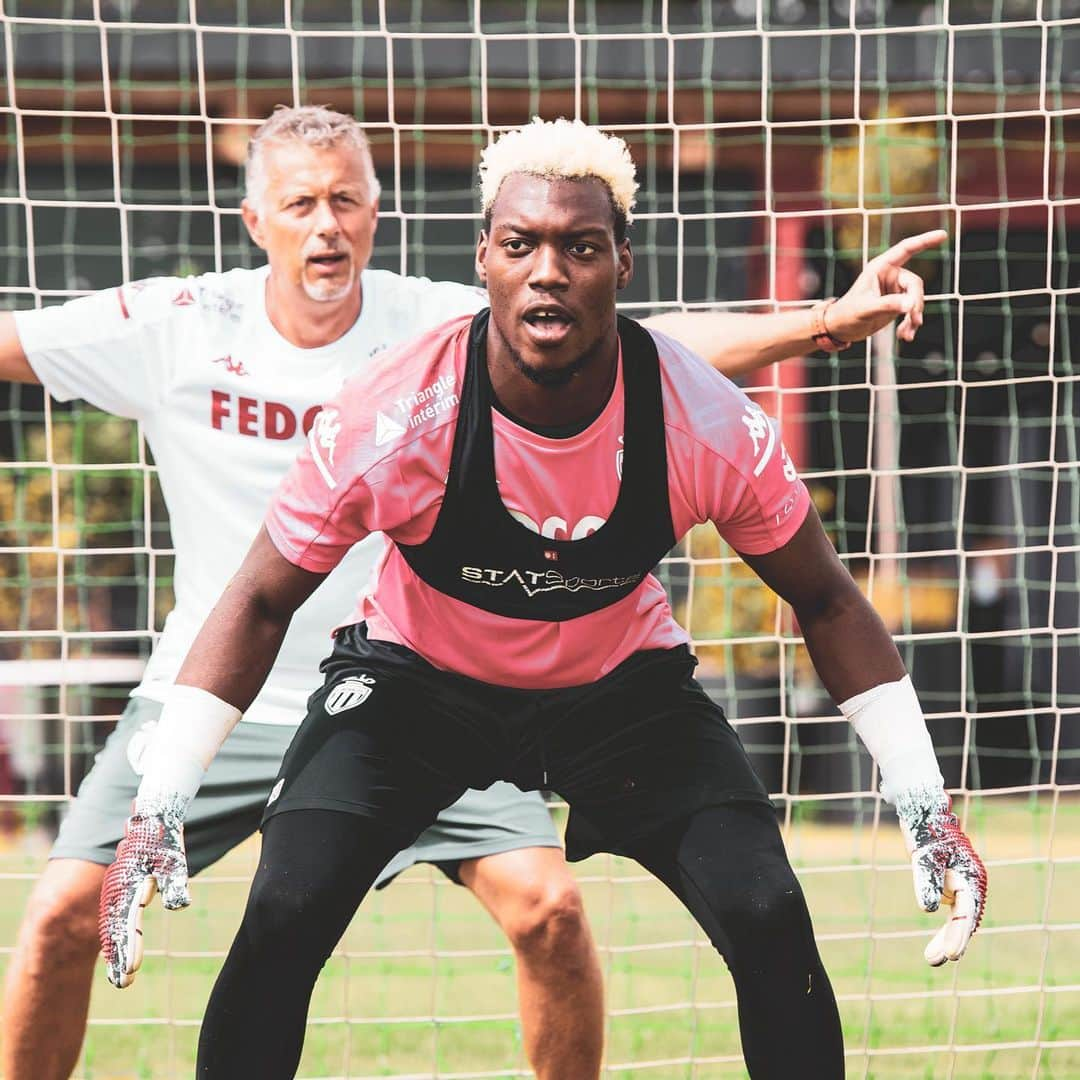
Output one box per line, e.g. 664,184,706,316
265,315,810,689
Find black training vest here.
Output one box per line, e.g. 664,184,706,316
396,310,676,622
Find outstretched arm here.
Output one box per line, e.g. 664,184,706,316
0,312,41,384
99,528,326,988
642,229,947,377
740,506,987,967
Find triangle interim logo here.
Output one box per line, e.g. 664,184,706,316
375,410,407,447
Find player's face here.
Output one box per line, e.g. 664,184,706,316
476,174,633,384
242,141,378,304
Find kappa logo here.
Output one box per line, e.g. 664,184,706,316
309,408,342,489
742,403,798,483
742,403,776,477
325,674,376,715
375,410,407,447
212,355,249,376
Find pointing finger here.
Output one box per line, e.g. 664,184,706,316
872,229,949,270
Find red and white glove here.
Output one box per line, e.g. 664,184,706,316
841,675,989,965
98,684,241,989
894,786,988,966
99,797,192,988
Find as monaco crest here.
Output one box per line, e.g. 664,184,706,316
325,674,376,715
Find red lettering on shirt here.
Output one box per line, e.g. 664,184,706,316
237,397,258,436
207,391,322,441
210,389,231,430
265,401,298,440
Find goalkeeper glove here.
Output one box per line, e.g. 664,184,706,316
894,785,988,966
98,684,241,988
840,675,988,965
99,793,192,988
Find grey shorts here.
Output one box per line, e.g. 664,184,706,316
51,697,560,887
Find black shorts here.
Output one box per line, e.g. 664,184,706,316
263,624,772,861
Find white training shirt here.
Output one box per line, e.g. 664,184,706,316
15,265,487,724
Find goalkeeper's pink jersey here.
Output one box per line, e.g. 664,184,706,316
266,315,810,689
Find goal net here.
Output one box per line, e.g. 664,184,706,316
1,1,1077,1077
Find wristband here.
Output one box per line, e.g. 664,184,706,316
839,675,943,804
810,297,851,352
135,685,242,810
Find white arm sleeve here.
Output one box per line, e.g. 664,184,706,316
134,685,242,810
13,277,193,419
840,675,944,804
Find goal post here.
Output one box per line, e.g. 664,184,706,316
1,2,1078,1077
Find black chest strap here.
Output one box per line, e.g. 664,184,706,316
396,310,676,622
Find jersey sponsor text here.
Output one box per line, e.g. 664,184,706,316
210,390,321,441
460,565,642,597
394,372,456,415
393,373,460,432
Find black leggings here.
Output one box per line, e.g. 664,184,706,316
197,804,844,1079
625,803,844,1078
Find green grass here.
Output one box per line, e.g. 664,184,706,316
1,794,1077,1078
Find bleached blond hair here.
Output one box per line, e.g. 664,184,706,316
479,118,638,238
245,105,382,210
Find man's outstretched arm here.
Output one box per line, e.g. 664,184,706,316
739,507,988,967
0,312,40,384
98,528,326,988
642,228,947,377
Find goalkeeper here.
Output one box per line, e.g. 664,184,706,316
100,118,986,1079
0,105,921,1080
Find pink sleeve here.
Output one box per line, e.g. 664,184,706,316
264,378,413,574
654,330,811,556
264,318,467,572
710,401,810,555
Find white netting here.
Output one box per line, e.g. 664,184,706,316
1,1,1078,1076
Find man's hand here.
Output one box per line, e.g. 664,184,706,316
99,802,191,988
895,786,988,966
826,228,948,347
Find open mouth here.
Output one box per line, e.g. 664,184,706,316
522,307,574,345
307,253,348,274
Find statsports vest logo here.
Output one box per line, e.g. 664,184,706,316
460,566,641,597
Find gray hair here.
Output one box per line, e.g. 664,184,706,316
245,105,382,209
